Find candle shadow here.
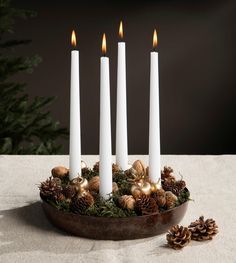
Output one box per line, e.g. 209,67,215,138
0,202,170,258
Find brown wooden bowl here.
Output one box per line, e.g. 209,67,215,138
41,195,189,240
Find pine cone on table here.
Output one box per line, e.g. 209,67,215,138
166,225,192,250
39,177,62,200
71,192,94,215
135,194,158,215
188,216,218,241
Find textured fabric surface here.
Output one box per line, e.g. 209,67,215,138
0,155,235,263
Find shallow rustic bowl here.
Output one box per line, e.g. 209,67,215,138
41,195,189,240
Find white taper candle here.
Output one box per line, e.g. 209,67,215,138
99,33,113,199
69,30,81,180
149,29,161,183
116,21,128,170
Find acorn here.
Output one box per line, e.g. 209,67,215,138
51,166,69,179
132,160,146,176
119,195,136,210
165,191,178,209
88,176,100,192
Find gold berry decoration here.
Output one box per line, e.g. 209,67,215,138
188,216,218,241
51,166,69,179
166,225,192,250
119,195,136,210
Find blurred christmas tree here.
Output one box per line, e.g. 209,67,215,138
0,0,68,154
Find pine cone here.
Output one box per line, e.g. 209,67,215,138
39,177,62,200
166,225,192,250
161,166,174,179
163,180,186,196
151,189,166,207
165,191,178,209
119,195,136,210
63,185,76,199
82,167,91,178
56,193,66,202
93,162,99,172
135,195,158,215
188,216,218,241
71,192,94,214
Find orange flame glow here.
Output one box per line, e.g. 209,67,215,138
71,30,76,47
102,33,107,55
119,21,123,39
153,29,158,49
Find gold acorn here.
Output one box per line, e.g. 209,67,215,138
70,176,89,193
165,191,178,209
88,176,100,192
119,195,136,210
51,166,69,179
131,184,143,199
132,160,146,176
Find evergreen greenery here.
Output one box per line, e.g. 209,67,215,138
0,0,68,154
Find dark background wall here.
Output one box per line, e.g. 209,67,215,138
12,0,236,154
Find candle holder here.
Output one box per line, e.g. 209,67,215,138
39,161,190,240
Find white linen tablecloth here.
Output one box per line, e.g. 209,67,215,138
0,155,235,263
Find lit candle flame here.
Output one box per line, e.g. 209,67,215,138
119,21,123,39
71,30,77,47
153,29,158,49
102,33,107,55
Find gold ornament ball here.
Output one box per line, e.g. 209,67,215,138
51,166,69,179
71,176,89,193
137,181,152,196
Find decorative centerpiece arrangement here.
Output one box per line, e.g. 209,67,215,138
39,22,192,240
39,161,190,240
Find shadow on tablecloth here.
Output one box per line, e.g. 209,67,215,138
0,202,177,257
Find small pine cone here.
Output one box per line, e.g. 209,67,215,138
151,189,166,207
56,193,66,202
163,180,186,196
51,166,69,179
135,194,158,215
119,195,136,210
188,216,218,241
93,162,99,172
166,225,192,250
63,185,76,199
165,191,178,209
82,167,91,178
39,177,62,199
161,166,174,179
88,176,100,192
71,192,94,214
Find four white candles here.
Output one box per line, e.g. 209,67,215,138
69,30,81,180
116,21,128,170
99,33,113,199
149,29,161,184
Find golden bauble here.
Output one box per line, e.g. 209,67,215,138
88,176,100,192
138,181,152,196
71,176,89,193
51,166,69,179
119,195,136,210
150,180,162,193
132,160,146,176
